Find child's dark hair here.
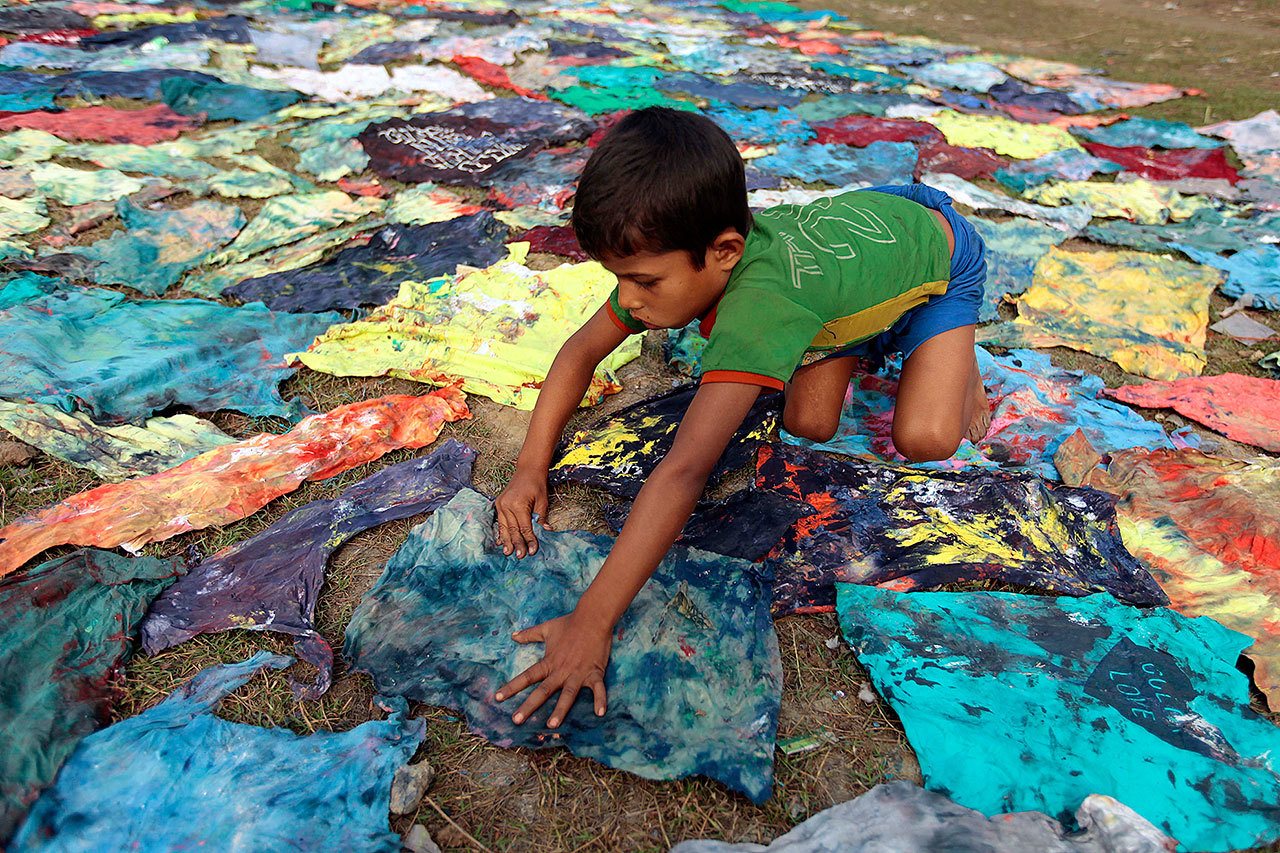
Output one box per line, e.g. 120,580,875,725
571,107,751,270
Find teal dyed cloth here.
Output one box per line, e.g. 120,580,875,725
11,653,424,853
753,140,917,186
1082,208,1280,257
837,586,1280,852
160,76,300,121
0,272,59,309
1075,117,1224,150
1172,244,1280,311
0,285,338,423
0,549,180,842
345,489,782,803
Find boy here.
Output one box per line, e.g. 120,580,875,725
491,107,989,729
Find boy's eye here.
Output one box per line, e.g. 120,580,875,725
633,278,658,289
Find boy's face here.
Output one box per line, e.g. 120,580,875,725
602,229,745,330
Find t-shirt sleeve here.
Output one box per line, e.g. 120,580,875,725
606,286,647,334
700,287,824,390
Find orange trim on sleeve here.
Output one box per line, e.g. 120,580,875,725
701,370,785,391
605,302,640,334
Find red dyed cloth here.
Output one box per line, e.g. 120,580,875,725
914,139,1009,180
1104,373,1280,451
451,55,545,100
16,28,97,45
517,224,588,261
0,103,201,143
811,115,942,147
1083,142,1241,185
0,389,471,576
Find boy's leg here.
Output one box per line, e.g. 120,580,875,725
782,355,859,442
891,325,989,462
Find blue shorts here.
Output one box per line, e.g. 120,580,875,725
824,183,987,366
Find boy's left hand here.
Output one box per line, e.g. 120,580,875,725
494,611,611,728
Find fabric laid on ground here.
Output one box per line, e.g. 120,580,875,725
10,652,425,853
1075,116,1224,150
0,197,48,239
385,182,485,225
226,213,510,313
0,389,470,577
359,114,543,186
0,401,235,482
970,217,1070,321
994,148,1122,192
0,549,181,842
920,172,1090,232
551,384,781,498
1172,244,1280,311
160,76,301,121
142,440,475,698
1211,309,1276,343
1023,178,1211,225
837,585,1280,852
752,140,917,186
979,247,1219,380
290,244,641,410
181,222,379,298
1081,208,1280,257
61,199,244,296
670,781,1176,853
924,109,1084,159
759,443,1164,616
1081,142,1240,184
207,191,383,265
518,224,588,260
0,104,201,144
913,138,1009,180
345,489,782,804
809,114,939,147
25,163,152,205
1104,374,1280,451
0,285,339,424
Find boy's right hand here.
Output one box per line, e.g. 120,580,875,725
495,470,549,558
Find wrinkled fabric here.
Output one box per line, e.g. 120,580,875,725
452,97,596,145
920,172,1090,232
345,489,782,803
657,71,805,108
924,110,1084,159
79,14,249,50
1172,244,1280,311
385,182,484,225
1210,309,1276,343
1201,109,1280,158
209,191,383,265
252,63,394,101
979,247,1218,380
753,140,917,186
971,217,1069,321
0,389,470,577
551,384,780,498
290,245,642,410
0,402,234,482
11,653,424,853
988,78,1091,115
0,104,201,144
810,115,940,147
838,585,1280,852
0,549,180,842
142,441,476,698
0,196,48,238
1024,178,1211,225
227,213,510,313
486,147,588,208
360,114,543,186
1076,117,1224,150
161,76,301,121
1081,208,1280,257
1081,142,1239,184
519,224,588,260
913,139,1008,180
0,285,338,424
182,222,379,297
912,60,1008,93
994,148,1123,192
1104,374,1280,452
249,27,322,69
53,68,223,101
670,781,1176,853
26,162,151,205
703,105,814,146
759,443,1164,615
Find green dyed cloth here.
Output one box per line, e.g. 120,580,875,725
26,163,155,205
208,191,383,265
161,76,301,121
0,197,47,239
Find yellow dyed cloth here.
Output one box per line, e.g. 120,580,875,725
924,110,1084,160
290,244,642,410
92,10,197,27
387,184,484,226
978,247,1219,380
1024,179,1214,225
0,197,49,238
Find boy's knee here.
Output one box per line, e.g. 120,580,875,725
893,422,961,463
782,408,840,443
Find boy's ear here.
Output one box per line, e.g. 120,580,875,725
709,228,746,270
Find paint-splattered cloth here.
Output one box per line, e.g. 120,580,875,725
0,283,339,424
1104,374,1280,452
758,443,1164,615
551,384,780,498
670,781,1175,853
837,585,1280,852
142,441,476,698
345,489,782,804
969,218,1069,321
1023,178,1212,225
10,653,424,853
979,247,1218,380
0,390,470,577
0,549,181,842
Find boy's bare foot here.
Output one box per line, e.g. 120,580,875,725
965,367,991,443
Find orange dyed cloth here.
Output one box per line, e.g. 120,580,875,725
0,104,201,144
1105,374,1280,452
0,390,469,576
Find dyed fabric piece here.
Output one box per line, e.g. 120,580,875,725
345,489,782,803
912,60,1008,93
160,76,301,121
182,222,378,297
994,148,1122,193
209,191,383,265
810,115,940,147
988,79,1091,115
0,196,48,238
63,199,244,296
227,214,510,313
1024,179,1211,225
54,69,223,101
0,401,234,482
970,217,1069,321
925,110,1084,159
386,183,484,225
142,441,476,698
1201,109,1280,158
759,443,1163,615
0,272,59,308
0,389,470,577
1211,310,1276,343
79,15,250,50
519,224,588,260
0,549,180,841
837,585,1280,852
0,104,200,144
1082,143,1239,184
657,72,805,108
671,781,1175,853
551,384,780,498
0,89,53,111
980,247,1218,380
1172,244,1280,311
550,82,695,116
1077,117,1223,150
452,97,596,146
486,147,588,208
913,139,1008,180
0,286,338,424
11,653,424,853
700,106,813,146
290,245,642,410
920,172,1090,233
1104,374,1280,452
26,163,148,205
1081,208,1280,257
753,140,917,187
790,348,1174,480
360,115,542,186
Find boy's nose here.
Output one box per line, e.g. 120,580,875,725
617,289,644,312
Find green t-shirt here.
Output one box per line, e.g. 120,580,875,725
607,190,952,389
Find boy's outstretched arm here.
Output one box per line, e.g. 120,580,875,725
495,380,764,728
496,305,629,557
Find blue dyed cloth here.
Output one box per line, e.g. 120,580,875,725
970,217,1069,321
1172,244,1280,311
0,286,338,423
837,586,1280,852
911,61,1008,93
57,69,224,101
753,140,917,187
808,61,908,90
0,89,53,112
0,273,59,309
1082,209,1280,256
701,105,814,146
994,149,1121,193
659,72,806,108
785,348,1177,480
345,489,782,803
11,653,425,853
1075,117,1224,150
